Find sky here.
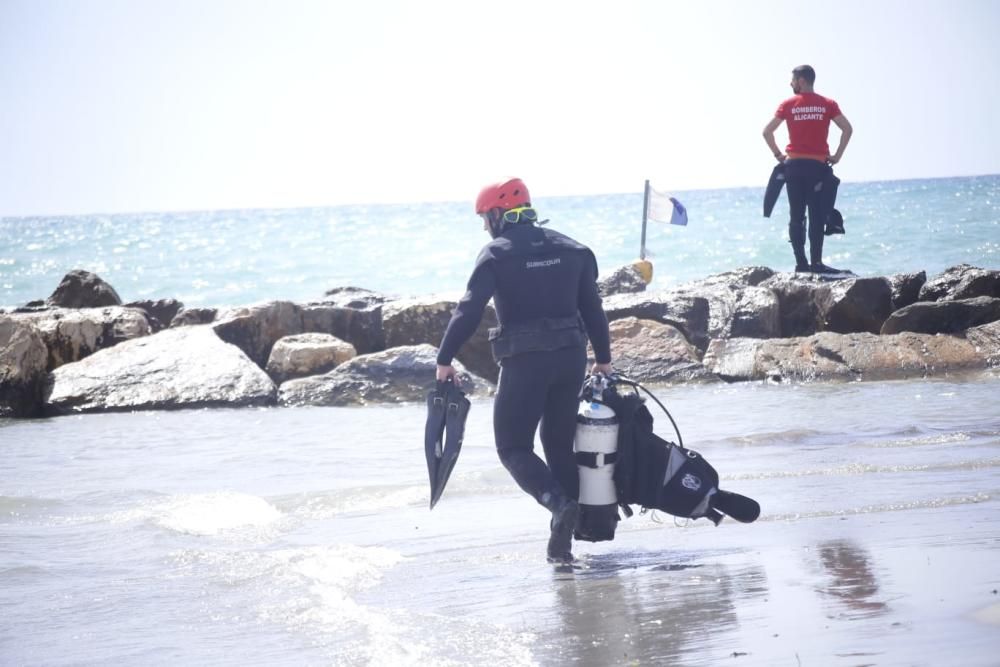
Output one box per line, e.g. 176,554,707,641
1,0,999,217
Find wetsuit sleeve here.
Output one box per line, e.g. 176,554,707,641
436,262,496,366
577,254,611,364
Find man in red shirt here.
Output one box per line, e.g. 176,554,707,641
763,64,853,273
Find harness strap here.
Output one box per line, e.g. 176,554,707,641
575,451,618,468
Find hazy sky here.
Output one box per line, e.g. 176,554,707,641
2,0,999,216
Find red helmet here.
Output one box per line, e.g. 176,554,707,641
475,178,530,214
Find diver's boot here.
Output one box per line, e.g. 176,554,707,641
546,496,579,563
810,262,844,275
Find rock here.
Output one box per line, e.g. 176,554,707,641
265,333,357,383
759,273,835,337
603,291,711,351
685,266,777,289
44,326,276,415
704,330,990,383
663,267,782,346
16,300,48,312
278,343,490,407
888,271,926,310
880,296,1000,335
824,277,893,334
212,301,304,368
919,264,1000,302
598,264,647,296
9,306,152,370
169,307,218,328
602,317,714,383
729,286,782,339
321,286,388,309
382,296,499,383
301,302,385,355
126,298,183,332
46,269,122,308
0,317,49,418
965,320,1000,367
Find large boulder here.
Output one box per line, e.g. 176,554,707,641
964,320,1000,367
598,264,647,296
602,317,713,383
381,296,499,383
45,326,276,415
265,333,357,383
278,343,490,407
660,267,782,346
301,302,385,354
169,307,217,328
46,270,122,308
10,306,152,370
880,296,1000,335
918,264,1000,302
213,301,304,368
602,291,711,351
126,298,183,332
888,271,926,310
704,330,991,383
321,286,389,309
823,277,894,334
759,273,835,337
0,317,49,418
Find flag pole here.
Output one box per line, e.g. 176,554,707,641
633,180,653,284
640,179,650,260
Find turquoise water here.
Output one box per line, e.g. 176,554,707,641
2,175,998,309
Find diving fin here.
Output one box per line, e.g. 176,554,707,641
710,490,761,523
425,379,471,509
424,381,449,507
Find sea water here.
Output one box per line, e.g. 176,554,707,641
2,175,998,309
2,376,999,665
2,176,1000,665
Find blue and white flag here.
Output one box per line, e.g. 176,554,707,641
646,184,688,226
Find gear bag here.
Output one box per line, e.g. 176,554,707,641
596,377,759,525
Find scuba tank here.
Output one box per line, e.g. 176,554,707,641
573,374,620,542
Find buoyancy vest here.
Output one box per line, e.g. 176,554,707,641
600,383,724,524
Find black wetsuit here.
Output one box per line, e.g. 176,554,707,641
437,222,612,508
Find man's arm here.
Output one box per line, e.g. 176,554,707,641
577,255,611,373
762,117,786,162
435,265,495,382
828,114,853,165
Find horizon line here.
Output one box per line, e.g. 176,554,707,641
3,171,998,221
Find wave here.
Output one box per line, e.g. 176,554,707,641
756,491,993,522
93,491,285,536
723,457,1000,481
276,468,518,519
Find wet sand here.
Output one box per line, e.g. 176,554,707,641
374,494,1000,666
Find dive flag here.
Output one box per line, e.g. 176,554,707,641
646,184,688,226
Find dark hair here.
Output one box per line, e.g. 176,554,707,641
792,65,816,85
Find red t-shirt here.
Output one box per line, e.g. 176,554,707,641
776,92,842,157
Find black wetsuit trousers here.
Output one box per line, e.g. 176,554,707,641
493,345,587,507
785,158,828,265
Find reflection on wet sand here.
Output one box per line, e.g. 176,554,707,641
550,549,768,665
814,539,888,618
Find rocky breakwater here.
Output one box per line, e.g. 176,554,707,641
0,271,495,418
3,263,999,419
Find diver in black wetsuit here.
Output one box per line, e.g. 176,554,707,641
435,177,613,563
